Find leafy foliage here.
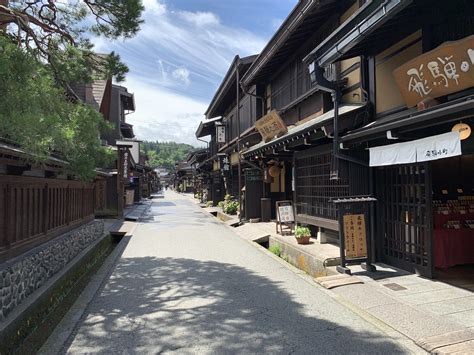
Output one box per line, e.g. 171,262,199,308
223,201,239,215
141,141,194,170
220,199,239,215
295,226,311,238
0,0,144,84
0,38,115,181
269,244,281,257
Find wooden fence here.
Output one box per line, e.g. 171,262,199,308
0,176,95,260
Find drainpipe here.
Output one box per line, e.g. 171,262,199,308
310,62,376,271
240,79,267,205
236,57,243,223
309,64,368,173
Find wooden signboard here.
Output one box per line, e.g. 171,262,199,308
343,214,367,259
255,110,288,143
276,200,294,235
216,125,226,143
393,35,474,108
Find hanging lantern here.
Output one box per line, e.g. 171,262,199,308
452,123,471,140
269,164,281,178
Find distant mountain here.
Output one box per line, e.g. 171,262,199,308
141,141,195,170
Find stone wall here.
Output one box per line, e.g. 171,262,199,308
0,220,104,322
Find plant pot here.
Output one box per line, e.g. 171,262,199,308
295,236,310,245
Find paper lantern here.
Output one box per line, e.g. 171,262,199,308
452,123,471,140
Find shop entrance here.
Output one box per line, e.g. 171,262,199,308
376,163,433,278
431,154,474,284
376,155,474,280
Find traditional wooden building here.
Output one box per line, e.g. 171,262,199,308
203,55,264,216
195,117,224,204
304,0,474,277
242,0,369,236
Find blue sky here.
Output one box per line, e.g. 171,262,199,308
92,0,297,146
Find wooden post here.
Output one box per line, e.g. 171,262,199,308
66,184,70,225
5,183,12,248
43,183,49,235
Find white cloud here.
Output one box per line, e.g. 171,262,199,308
171,67,191,85
178,11,220,27
124,76,207,146
91,0,267,144
142,0,166,15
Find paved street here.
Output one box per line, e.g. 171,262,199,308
65,191,419,354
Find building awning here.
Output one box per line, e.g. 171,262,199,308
195,117,222,138
218,125,258,153
342,95,474,143
369,132,462,167
243,104,365,157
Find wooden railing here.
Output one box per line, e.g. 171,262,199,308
0,176,95,260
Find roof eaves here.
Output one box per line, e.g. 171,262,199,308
205,55,258,119
241,0,316,87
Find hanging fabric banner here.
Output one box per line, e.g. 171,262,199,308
370,132,462,167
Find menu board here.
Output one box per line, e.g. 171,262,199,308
343,214,367,259
278,204,294,223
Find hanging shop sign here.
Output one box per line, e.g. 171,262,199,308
343,214,367,259
230,152,239,166
369,131,462,167
218,153,230,176
255,110,288,143
216,125,226,143
393,35,474,108
452,123,472,140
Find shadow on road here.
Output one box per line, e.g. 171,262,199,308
66,257,408,353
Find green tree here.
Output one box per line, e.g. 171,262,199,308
142,141,195,170
0,0,144,84
0,38,115,181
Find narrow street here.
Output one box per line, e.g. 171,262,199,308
64,191,418,354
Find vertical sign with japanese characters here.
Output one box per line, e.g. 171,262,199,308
216,126,226,144
219,154,230,177
343,214,367,259
123,150,129,181
393,35,474,107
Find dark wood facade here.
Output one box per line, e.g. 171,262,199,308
0,175,94,261
241,0,368,224
192,0,474,278
306,0,474,277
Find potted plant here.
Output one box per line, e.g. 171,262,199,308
294,226,311,245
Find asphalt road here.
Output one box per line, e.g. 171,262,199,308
66,191,418,354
